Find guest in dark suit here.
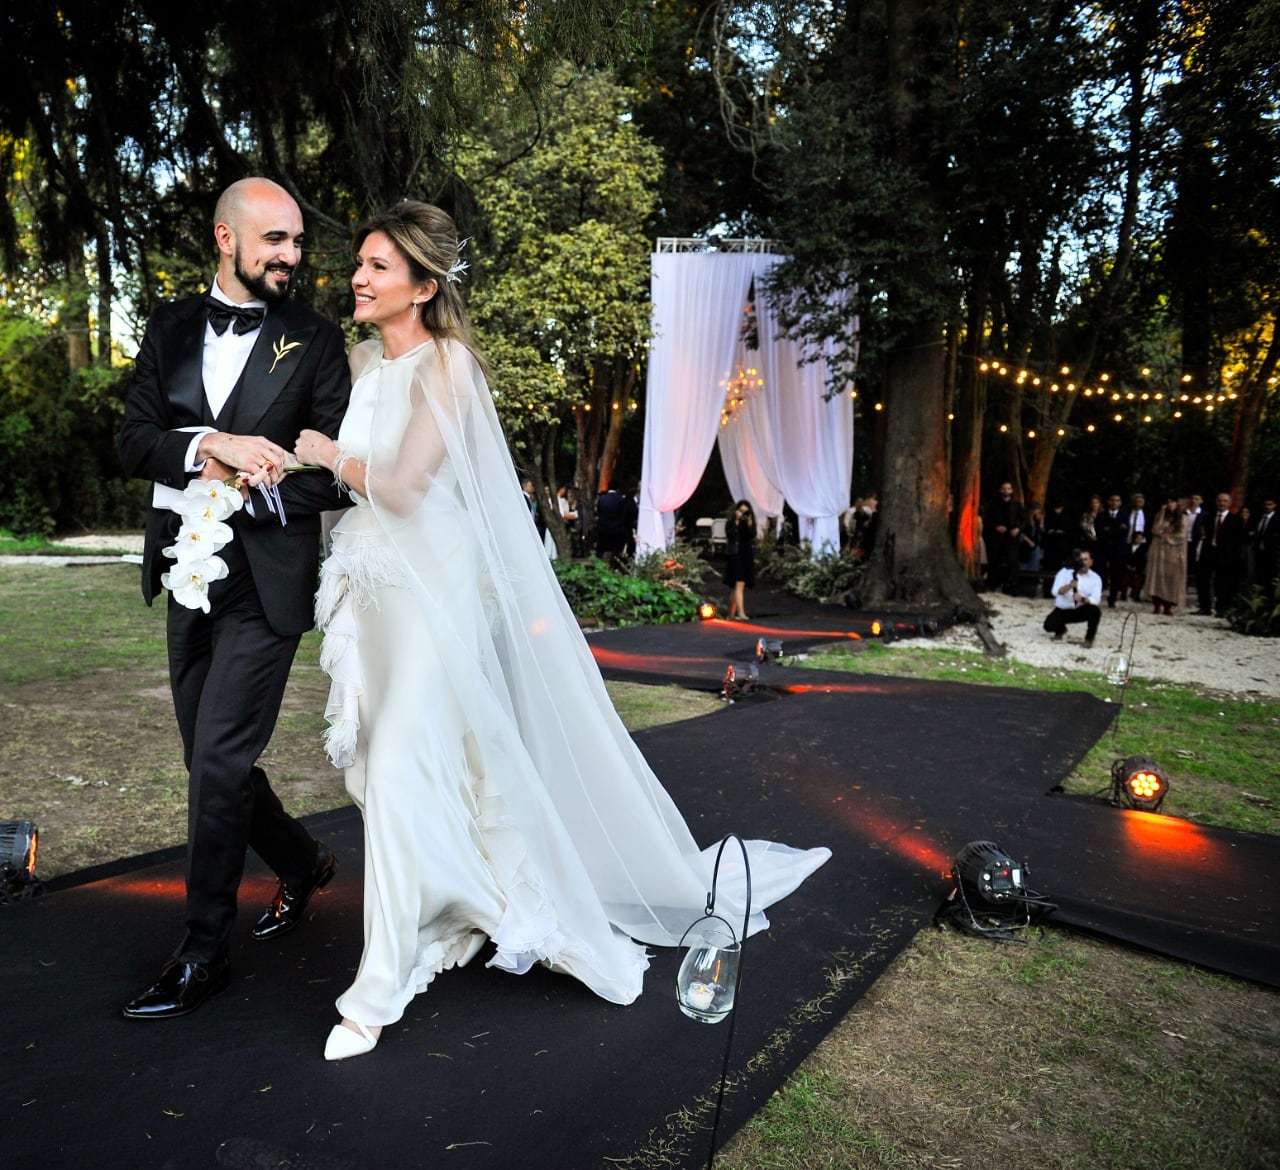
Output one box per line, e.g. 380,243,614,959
1192,492,1245,616
117,178,351,1019
1254,498,1279,600
1121,491,1149,601
1094,493,1130,607
982,481,1025,593
595,485,637,568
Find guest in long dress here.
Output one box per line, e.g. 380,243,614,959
293,202,829,1061
1143,498,1188,615
724,499,757,620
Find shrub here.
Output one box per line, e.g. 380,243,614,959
756,531,866,602
1226,587,1280,637
629,538,713,594
553,556,701,625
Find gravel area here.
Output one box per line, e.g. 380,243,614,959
899,591,1280,699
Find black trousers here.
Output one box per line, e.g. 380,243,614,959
1196,548,1240,615
1043,603,1100,640
166,564,315,964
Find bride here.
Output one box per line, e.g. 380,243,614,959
294,201,829,1061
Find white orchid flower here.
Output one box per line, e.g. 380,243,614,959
163,517,234,561
176,477,245,522
160,555,229,613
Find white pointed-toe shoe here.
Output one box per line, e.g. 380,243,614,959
324,1019,379,1061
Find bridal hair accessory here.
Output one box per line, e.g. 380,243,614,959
446,238,471,284
161,475,288,611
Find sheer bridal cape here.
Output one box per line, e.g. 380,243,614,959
316,337,829,1018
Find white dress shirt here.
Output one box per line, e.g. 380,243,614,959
1052,566,1102,609
152,278,266,512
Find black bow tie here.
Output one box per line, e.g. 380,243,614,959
205,297,265,336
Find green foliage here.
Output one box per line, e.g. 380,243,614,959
553,556,700,625
1226,586,1280,637
0,309,143,537
628,538,713,595
756,532,866,602
464,67,660,456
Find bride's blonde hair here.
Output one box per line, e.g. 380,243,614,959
353,201,488,371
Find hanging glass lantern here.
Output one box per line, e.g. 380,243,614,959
675,835,751,1024
1103,652,1130,687
676,920,741,1023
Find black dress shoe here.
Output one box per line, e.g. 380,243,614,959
251,842,338,941
123,958,230,1020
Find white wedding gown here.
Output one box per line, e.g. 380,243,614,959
317,337,829,1027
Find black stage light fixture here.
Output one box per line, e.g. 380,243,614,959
1110,755,1169,812
720,662,759,702
917,616,940,636
842,590,862,611
954,840,1025,903
698,601,717,620
0,820,39,903
870,620,895,643
936,839,1054,940
756,637,783,663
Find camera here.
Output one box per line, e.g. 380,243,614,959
1072,555,1087,573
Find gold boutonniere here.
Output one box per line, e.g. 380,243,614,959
269,334,302,374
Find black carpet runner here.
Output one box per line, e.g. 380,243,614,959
2,606,1275,1170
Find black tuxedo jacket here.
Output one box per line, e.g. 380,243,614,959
1193,509,1245,562
1255,511,1280,583
118,294,351,635
1095,507,1129,549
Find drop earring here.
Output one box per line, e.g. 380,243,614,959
411,302,419,322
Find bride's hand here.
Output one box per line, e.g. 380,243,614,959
294,429,336,471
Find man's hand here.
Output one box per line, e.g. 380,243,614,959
197,432,288,488
199,457,239,483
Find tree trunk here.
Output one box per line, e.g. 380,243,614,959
95,228,113,364
1228,330,1280,505
951,292,989,579
598,363,635,495
536,424,569,558
65,233,91,373
863,320,982,609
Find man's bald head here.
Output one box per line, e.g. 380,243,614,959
213,177,294,234
211,177,305,304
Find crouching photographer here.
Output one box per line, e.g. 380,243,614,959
1043,549,1103,647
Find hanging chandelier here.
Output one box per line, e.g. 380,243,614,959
720,363,764,427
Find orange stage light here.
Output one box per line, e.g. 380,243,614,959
1110,755,1169,813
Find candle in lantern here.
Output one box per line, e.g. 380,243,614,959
685,981,716,1011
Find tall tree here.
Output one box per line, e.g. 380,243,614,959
0,1,645,327
463,67,662,555
1160,0,1280,501
707,0,1187,604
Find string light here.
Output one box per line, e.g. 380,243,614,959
962,355,1255,426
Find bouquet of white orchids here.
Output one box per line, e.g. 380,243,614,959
160,478,249,612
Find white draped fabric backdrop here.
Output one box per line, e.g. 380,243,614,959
636,250,854,555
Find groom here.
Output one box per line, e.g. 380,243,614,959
118,177,351,1019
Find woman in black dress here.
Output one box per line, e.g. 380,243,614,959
724,499,757,620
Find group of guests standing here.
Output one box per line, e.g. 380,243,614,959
985,483,1279,622
1077,491,1279,617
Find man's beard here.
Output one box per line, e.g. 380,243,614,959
234,247,293,303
